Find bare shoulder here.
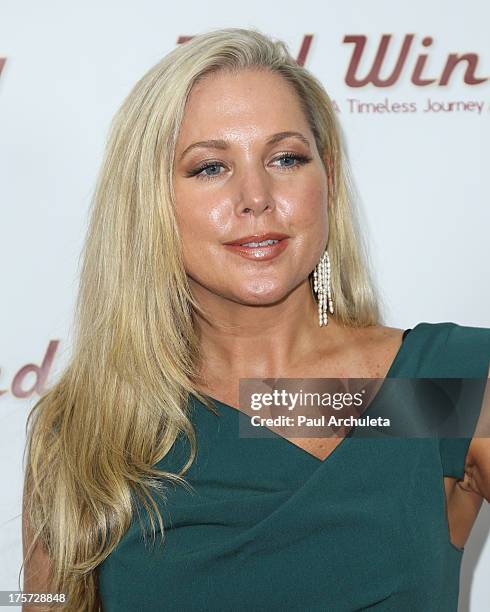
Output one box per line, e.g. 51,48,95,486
360,324,405,343
322,322,406,378
352,324,406,377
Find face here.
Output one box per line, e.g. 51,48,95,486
172,68,330,307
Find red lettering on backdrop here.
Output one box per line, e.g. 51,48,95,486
411,37,437,85
0,58,6,77
11,340,59,398
344,34,414,87
343,34,488,87
440,53,487,85
179,33,488,86
296,35,313,67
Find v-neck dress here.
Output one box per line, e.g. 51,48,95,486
97,321,490,611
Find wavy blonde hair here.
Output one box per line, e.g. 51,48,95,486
21,26,381,610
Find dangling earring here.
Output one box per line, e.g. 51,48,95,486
313,250,334,326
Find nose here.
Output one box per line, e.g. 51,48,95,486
235,166,276,216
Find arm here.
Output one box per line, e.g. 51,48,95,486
460,362,490,502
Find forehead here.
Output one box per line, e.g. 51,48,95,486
177,68,311,144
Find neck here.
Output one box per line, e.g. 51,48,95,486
191,278,344,384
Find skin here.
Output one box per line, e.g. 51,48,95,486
172,67,490,549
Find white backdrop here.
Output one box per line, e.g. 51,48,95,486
1,0,489,609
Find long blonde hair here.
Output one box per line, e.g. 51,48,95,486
21,26,381,610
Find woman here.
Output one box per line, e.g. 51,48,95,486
22,27,490,611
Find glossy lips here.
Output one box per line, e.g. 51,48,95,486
223,232,289,261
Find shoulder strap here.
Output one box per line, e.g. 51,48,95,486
400,322,490,478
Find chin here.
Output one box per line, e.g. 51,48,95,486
231,283,291,305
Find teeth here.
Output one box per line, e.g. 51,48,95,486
240,239,279,247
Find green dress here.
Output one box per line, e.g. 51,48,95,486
98,322,490,611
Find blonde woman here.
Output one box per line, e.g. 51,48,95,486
22,27,490,611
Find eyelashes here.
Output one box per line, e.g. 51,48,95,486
186,153,312,181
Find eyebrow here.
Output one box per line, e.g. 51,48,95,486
177,131,311,163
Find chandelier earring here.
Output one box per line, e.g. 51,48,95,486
313,249,334,327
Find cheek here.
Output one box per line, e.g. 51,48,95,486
173,189,230,271
174,181,216,239
287,181,328,231
178,202,229,247
286,181,329,263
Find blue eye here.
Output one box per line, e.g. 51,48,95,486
187,153,312,181
187,162,224,180
273,153,310,168
196,162,224,179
